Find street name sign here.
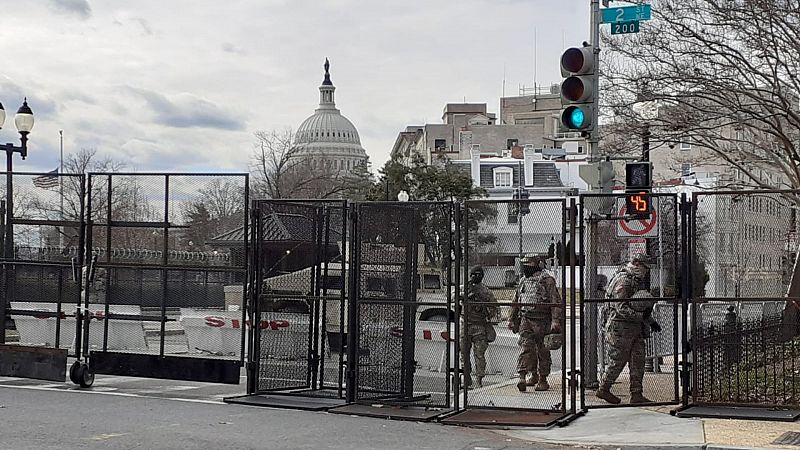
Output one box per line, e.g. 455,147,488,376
601,4,652,23
611,20,640,35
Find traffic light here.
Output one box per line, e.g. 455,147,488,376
625,162,652,192
625,162,653,218
559,45,595,131
598,160,615,192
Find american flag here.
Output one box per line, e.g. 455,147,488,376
32,168,59,189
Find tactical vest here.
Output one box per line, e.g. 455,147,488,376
518,271,553,320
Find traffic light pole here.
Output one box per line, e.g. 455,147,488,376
584,0,602,390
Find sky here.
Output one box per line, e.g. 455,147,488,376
0,0,590,175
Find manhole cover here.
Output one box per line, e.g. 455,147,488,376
773,431,800,446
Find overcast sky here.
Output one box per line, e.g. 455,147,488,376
1,0,589,174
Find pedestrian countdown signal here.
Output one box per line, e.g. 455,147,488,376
626,192,651,218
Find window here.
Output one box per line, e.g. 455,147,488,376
680,140,691,151
506,139,518,149
493,167,513,188
422,274,441,290
434,139,447,151
323,275,343,290
681,163,692,177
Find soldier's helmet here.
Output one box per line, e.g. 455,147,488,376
521,253,547,267
630,253,653,268
628,253,653,279
469,265,484,277
543,333,563,350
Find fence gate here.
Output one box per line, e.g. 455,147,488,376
227,200,349,411
331,201,455,421
676,190,800,421
443,198,579,427
84,173,248,384
579,193,682,409
1,172,85,382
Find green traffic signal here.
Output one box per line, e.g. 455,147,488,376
561,105,591,130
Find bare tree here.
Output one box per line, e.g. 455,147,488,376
250,129,373,199
601,0,800,200
180,178,247,250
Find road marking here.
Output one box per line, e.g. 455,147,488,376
89,433,129,441
0,384,225,405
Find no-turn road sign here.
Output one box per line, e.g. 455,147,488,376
616,197,658,237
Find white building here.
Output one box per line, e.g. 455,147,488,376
293,59,369,174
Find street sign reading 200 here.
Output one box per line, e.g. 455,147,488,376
602,4,651,35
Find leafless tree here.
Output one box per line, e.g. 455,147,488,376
180,178,247,250
601,0,800,201
250,129,373,199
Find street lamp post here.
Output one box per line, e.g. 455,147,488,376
0,98,35,342
0,99,35,259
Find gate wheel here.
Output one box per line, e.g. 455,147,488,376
69,361,81,385
77,363,94,388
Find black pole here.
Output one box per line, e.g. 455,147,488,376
1,150,11,344
5,149,12,260
642,123,651,162
385,177,389,201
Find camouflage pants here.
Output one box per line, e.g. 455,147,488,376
600,322,645,393
517,318,551,376
460,323,489,379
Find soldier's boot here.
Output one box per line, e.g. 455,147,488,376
517,372,527,392
629,392,652,404
595,387,621,404
475,376,484,388
534,375,549,391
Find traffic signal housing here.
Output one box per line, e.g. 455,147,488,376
625,162,653,218
625,162,652,192
560,46,595,131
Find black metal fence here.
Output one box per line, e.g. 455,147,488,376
689,190,800,408
445,198,577,426
579,193,681,408
85,173,248,384
0,172,86,382
249,199,347,399
6,175,800,422
348,201,455,409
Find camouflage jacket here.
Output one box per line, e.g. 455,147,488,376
462,282,498,325
511,270,563,323
604,267,656,327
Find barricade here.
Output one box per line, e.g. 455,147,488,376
181,308,317,358
11,302,148,351
414,321,518,376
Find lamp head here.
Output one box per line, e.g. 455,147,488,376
15,98,34,134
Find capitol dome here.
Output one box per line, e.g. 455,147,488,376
293,59,368,173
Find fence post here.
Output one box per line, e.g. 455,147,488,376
723,305,738,369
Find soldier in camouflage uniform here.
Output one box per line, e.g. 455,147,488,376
510,253,562,392
461,266,498,388
596,254,661,404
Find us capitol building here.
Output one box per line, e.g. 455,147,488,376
293,59,369,174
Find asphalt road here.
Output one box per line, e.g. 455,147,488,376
0,386,584,450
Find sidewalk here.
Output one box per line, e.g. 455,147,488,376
498,406,800,450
